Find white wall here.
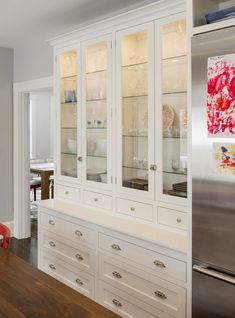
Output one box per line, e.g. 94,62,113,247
0,47,14,223
30,91,53,159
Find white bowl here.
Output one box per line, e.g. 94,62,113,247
67,139,77,153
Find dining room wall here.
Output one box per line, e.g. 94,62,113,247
0,47,14,223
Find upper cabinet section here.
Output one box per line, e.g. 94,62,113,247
59,50,79,179
191,0,235,34
117,24,155,198
159,18,188,202
83,38,111,187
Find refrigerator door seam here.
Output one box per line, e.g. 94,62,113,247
193,265,235,286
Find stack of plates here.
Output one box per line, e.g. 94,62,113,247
87,169,106,182
168,181,187,198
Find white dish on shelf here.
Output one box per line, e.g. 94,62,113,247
95,139,107,156
67,139,77,154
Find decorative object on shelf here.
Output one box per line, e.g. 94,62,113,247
167,181,187,198
171,159,180,171
163,104,174,132
205,6,235,24
67,139,77,154
87,168,106,182
212,142,235,175
64,90,77,103
207,54,235,137
123,178,148,191
100,173,107,183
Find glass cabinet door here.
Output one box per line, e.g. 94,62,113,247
117,25,154,195
59,50,79,179
160,19,187,200
83,39,111,185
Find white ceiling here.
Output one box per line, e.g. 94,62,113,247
0,0,157,48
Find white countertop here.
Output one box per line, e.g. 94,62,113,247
38,199,187,254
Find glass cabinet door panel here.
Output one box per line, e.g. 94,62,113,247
121,31,149,191
59,50,78,178
85,42,108,184
161,20,187,199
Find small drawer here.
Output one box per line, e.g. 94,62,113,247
99,282,171,318
83,190,112,211
55,184,80,202
99,233,186,283
158,207,187,230
99,254,185,317
116,198,153,221
41,230,95,274
40,213,96,246
41,253,94,299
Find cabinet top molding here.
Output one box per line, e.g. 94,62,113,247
47,0,185,48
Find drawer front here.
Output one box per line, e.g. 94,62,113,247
99,233,186,283
99,282,172,318
116,198,153,221
41,253,94,299
99,255,185,317
55,184,80,202
83,190,112,211
158,207,187,230
41,213,96,246
42,230,95,274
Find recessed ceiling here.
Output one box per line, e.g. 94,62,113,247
0,0,157,48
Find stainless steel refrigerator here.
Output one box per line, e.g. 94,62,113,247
192,27,235,317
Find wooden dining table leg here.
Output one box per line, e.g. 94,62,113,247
40,171,51,200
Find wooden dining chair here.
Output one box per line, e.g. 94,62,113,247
0,224,11,250
30,177,41,201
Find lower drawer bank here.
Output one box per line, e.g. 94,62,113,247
38,202,187,318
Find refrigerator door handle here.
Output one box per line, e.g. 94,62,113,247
193,265,235,285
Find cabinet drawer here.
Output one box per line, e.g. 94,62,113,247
41,230,95,274
99,233,186,283
99,282,172,318
99,254,185,317
83,190,112,211
41,252,94,299
40,213,96,246
158,207,187,230
116,198,153,221
55,184,80,202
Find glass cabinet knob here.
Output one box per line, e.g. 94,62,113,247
77,156,83,162
150,164,157,171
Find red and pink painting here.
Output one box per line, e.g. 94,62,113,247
207,54,235,137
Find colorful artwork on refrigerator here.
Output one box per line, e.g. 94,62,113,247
212,143,235,175
207,54,235,137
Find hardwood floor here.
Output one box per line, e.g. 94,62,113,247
9,218,38,267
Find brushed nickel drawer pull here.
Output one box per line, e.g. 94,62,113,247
112,271,122,279
112,299,122,307
176,217,182,223
49,241,56,247
75,230,83,237
94,198,99,202
48,220,55,226
76,278,84,286
75,254,84,261
65,191,69,195
111,244,121,251
154,290,167,300
153,260,166,268
130,207,135,211
49,264,56,270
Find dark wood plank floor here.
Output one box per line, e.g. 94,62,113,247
9,218,38,267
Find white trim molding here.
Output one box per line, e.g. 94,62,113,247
14,77,53,239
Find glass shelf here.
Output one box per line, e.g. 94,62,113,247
122,135,148,138
61,127,77,130
123,165,148,171
122,61,148,68
87,127,107,130
86,69,106,75
122,94,148,99
61,152,77,156
163,170,187,176
87,154,107,159
86,98,107,102
162,91,187,96
61,102,77,105
162,54,186,62
61,75,77,80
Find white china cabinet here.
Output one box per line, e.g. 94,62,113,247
53,1,188,231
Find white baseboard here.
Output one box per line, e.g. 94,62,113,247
2,221,14,237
